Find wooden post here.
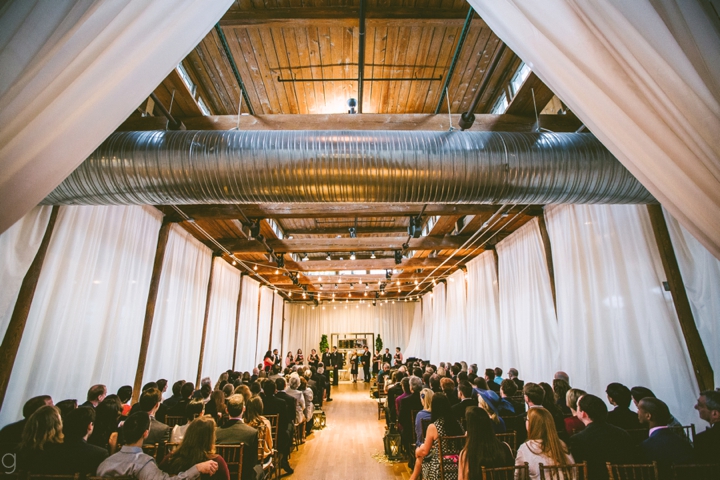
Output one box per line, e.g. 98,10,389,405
279,301,286,354
268,291,276,351
0,206,59,410
132,220,172,403
196,255,218,386
647,205,714,391
253,286,263,366
536,212,557,313
232,275,245,370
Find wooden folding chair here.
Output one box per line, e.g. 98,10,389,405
164,442,179,454
256,423,275,480
141,443,158,458
437,435,466,480
216,444,244,480
539,462,588,480
482,463,530,480
671,463,720,480
410,410,420,445
606,461,659,480
501,413,527,444
164,415,185,427
667,424,696,443
496,431,517,455
378,389,387,420
264,414,280,480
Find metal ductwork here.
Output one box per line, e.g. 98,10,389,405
42,130,653,205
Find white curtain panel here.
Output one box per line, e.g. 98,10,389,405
235,277,260,372
0,0,234,234
428,282,447,363
0,206,52,338
664,208,720,387
496,217,559,383
444,270,468,362
545,204,698,425
0,206,161,425
404,298,426,359
269,293,284,353
200,257,241,384
254,287,275,363
143,224,212,386
284,302,416,361
465,251,501,369
468,0,720,259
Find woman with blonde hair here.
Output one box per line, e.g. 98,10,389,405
478,394,506,434
234,384,252,404
414,388,434,447
244,396,274,463
18,405,64,472
160,416,229,480
515,407,574,480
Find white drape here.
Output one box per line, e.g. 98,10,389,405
235,277,260,372
269,293,284,353
0,0,234,234
468,0,720,259
0,206,161,425
545,204,698,425
255,287,275,364
496,218,559,382
200,257,241,383
0,206,52,338
664,209,720,387
428,283,447,363
465,251,501,369
444,271,468,361
284,302,416,361
404,298,426,360
143,224,212,385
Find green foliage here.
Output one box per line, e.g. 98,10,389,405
320,334,329,353
375,334,383,352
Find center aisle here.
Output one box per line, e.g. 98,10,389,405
285,382,411,480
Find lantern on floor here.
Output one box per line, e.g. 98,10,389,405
313,409,326,429
383,426,402,460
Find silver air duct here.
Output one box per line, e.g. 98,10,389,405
42,130,653,205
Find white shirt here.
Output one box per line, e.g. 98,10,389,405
515,440,574,480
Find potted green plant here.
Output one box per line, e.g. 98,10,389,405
375,334,383,353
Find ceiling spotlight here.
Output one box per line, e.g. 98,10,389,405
370,251,376,259
350,252,356,261
364,292,368,297
386,270,392,280
326,253,332,261
414,279,418,285
253,265,258,271
347,98,357,114
302,253,309,262
350,283,354,289
394,250,403,264
348,227,357,238
232,260,237,266
320,285,324,290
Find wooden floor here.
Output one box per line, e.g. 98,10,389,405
286,381,411,480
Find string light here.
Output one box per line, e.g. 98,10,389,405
254,265,258,271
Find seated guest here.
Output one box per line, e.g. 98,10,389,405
452,382,476,423
261,380,293,474
160,416,229,480
564,388,586,436
299,377,314,435
630,386,681,427
56,399,78,420
117,386,133,416
484,369,500,393
415,388,433,447
17,405,64,472
637,398,693,470
285,374,306,426
0,395,53,446
170,401,204,444
459,407,514,480
539,382,567,438
163,381,186,410
235,384,252,404
508,368,524,390
395,377,412,429
606,383,641,430
523,382,545,409
493,367,503,386
386,371,405,425
130,382,168,423
694,390,720,460
552,379,572,416
554,371,570,384
399,376,424,456
441,377,460,406
498,379,520,416
82,384,107,408
569,394,635,480
167,382,195,418
516,407,574,480
88,395,123,452
478,394,506,434
204,390,227,426
97,412,218,479
50,406,108,474
216,395,259,480
244,396,273,463
138,387,171,446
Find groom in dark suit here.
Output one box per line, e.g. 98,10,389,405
361,346,372,383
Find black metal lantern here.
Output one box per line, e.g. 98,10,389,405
383,426,402,460
312,409,326,429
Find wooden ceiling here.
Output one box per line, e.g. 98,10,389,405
121,1,572,303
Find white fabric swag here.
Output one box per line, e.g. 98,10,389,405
0,206,52,338
0,0,234,234
465,251,502,370
255,287,275,364
0,206,162,426
404,296,428,360
200,257,241,384
270,292,284,354
143,224,212,386
234,277,260,372
469,0,720,259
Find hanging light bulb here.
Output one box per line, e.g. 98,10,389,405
396,280,400,286
301,305,304,309
332,292,336,298
364,292,368,297
365,283,369,289
350,252,356,261
370,251,376,259
414,279,418,285
432,279,436,285
232,259,237,266
253,265,258,271
348,293,351,297
302,292,307,299
289,291,292,297
275,269,279,274
318,277,323,282
326,253,332,261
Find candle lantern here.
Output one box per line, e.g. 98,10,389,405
383,426,402,460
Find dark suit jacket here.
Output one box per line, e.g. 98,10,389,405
321,352,333,367
166,398,190,418
693,424,719,462
640,428,693,468
607,406,642,431
487,380,500,394
382,353,393,365
361,351,371,367
398,391,423,444
569,421,636,480
275,391,297,427
144,417,171,446
512,378,524,390
129,403,167,424
0,419,25,446
47,438,109,474
262,393,292,453
216,419,259,480
331,352,344,368
387,383,404,424
451,399,476,423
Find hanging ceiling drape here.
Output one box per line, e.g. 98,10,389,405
404,297,427,360
545,204,698,425
664,208,720,387
468,0,720,259
444,271,468,361
143,224,212,386
255,287,275,364
465,251,501,369
235,277,260,372
0,0,234,234
0,206,161,425
496,217,559,382
428,283,447,363
269,293,284,353
0,206,52,338
200,257,241,384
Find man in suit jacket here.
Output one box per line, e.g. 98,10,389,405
694,390,720,461
166,381,195,418
508,368,524,390
331,346,344,385
569,394,636,480
638,398,693,470
262,379,294,474
451,383,476,423
138,387,171,446
216,395,259,480
382,348,393,366
0,395,53,446
273,348,281,367
606,383,642,430
361,346,372,383
46,406,108,475
484,369,500,394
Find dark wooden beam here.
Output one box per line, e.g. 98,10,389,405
536,212,557,312
196,255,217,385
225,236,472,254
286,226,407,236
293,255,466,272
0,206,58,411
647,205,714,391
132,220,172,403
232,275,245,370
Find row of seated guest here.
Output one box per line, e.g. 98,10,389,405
380,360,719,480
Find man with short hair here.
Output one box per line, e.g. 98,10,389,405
637,397,693,470
605,382,641,430
96,412,217,480
82,384,106,408
331,346,343,386
262,380,294,474
694,390,720,460
216,395,259,480
382,348,393,366
499,379,521,416
508,368,523,390
485,369,500,393
0,395,53,445
361,345,372,383
163,381,186,410
272,348,281,367
167,382,194,418
138,388,171,446
48,406,108,474
493,367,503,385
398,376,424,458
569,394,635,480
452,382,476,422
554,371,570,384
523,383,545,407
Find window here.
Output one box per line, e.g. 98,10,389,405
197,97,211,116
266,219,284,239
176,63,196,96
490,93,508,114
509,62,531,97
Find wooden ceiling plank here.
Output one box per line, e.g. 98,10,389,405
286,226,407,235
425,25,461,113
306,26,328,114
451,25,492,114
378,26,398,113
427,215,463,235
415,26,444,113
224,27,266,114
404,25,434,114
258,27,295,114
294,26,319,113
236,27,274,113
225,235,474,254
504,71,555,116
281,27,310,114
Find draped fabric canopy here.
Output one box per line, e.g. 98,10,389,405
469,0,720,259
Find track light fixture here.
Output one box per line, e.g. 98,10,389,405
302,253,309,261
350,252,356,260
386,269,392,280
326,253,332,261
249,221,261,239
276,253,285,268
370,251,376,259
348,227,357,238
394,250,403,265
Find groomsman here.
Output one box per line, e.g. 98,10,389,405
272,348,281,367
382,348,392,366
321,348,334,398
361,346,372,383
331,346,344,386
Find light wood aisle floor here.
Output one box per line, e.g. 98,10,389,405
285,382,411,480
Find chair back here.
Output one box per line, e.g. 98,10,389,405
216,444,244,480
667,424,695,443
496,431,517,455
256,423,267,461
437,435,466,480
28,475,81,480
606,461,659,480
671,463,720,480
265,414,279,445
165,415,185,427
482,463,530,480
165,442,179,454
410,410,420,444
539,462,588,480
141,443,158,458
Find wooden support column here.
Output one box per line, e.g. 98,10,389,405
279,301,286,354
132,220,172,403
196,254,218,386
647,205,714,391
536,212,557,312
253,286,263,365
232,274,245,370
267,292,275,351
0,206,59,411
